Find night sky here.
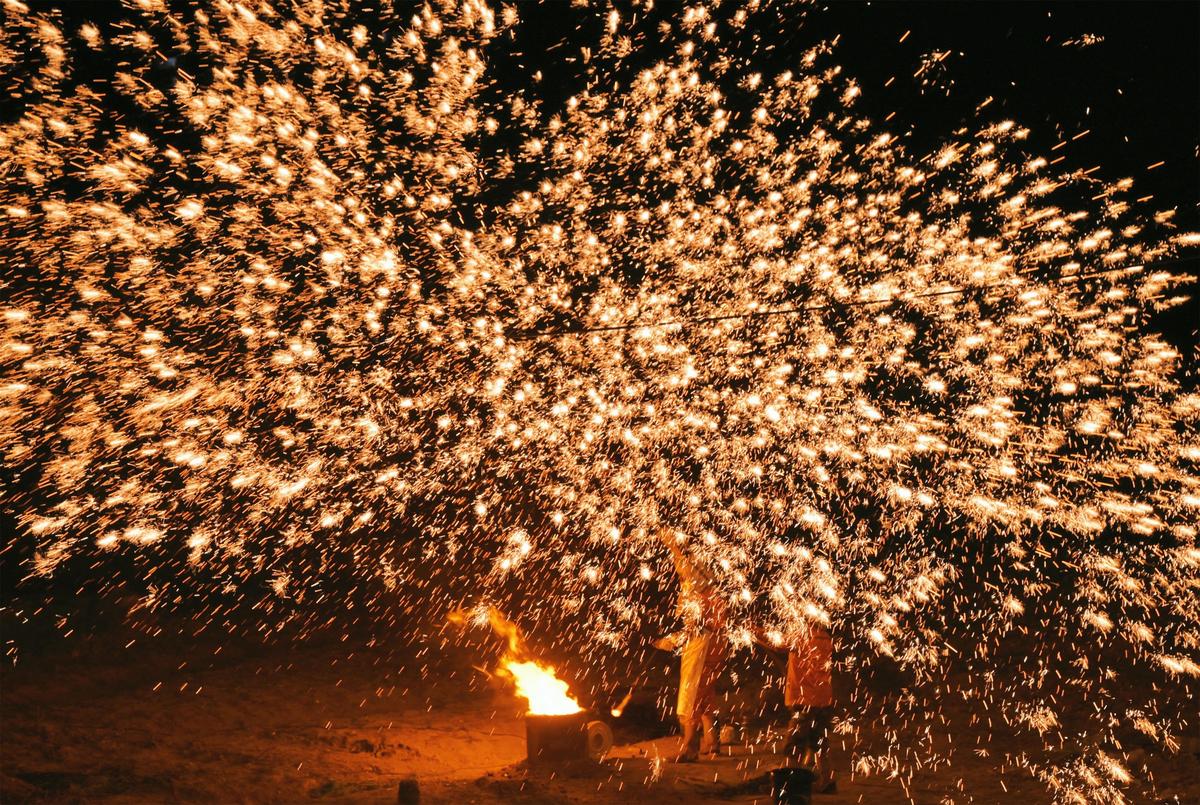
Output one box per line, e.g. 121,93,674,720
506,0,1200,349
50,0,1195,341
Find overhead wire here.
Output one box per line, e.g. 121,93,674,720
508,253,1198,341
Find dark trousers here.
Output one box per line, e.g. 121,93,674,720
787,705,833,761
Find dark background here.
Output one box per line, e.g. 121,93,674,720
5,0,1197,617
812,1,1200,354
507,0,1200,352
18,0,1199,342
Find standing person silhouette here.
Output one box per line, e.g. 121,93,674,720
653,529,729,762
784,620,836,793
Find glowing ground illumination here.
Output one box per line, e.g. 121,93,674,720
1,1,1197,801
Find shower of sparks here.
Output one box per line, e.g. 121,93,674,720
1,0,1197,801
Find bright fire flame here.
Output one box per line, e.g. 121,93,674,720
503,659,582,716
451,606,584,715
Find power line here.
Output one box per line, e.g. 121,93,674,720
509,254,1198,341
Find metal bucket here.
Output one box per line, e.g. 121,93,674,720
771,766,815,805
525,711,589,767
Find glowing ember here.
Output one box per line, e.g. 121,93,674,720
610,688,634,719
501,660,582,716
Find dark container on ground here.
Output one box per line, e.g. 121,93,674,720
771,766,814,805
396,776,419,804
525,711,589,766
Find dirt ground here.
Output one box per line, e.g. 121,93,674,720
2,622,1196,805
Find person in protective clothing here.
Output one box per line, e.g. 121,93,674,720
784,621,836,793
654,529,729,762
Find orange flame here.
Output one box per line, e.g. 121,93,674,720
501,659,582,715
450,606,582,715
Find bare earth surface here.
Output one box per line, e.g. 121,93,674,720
3,627,1196,804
